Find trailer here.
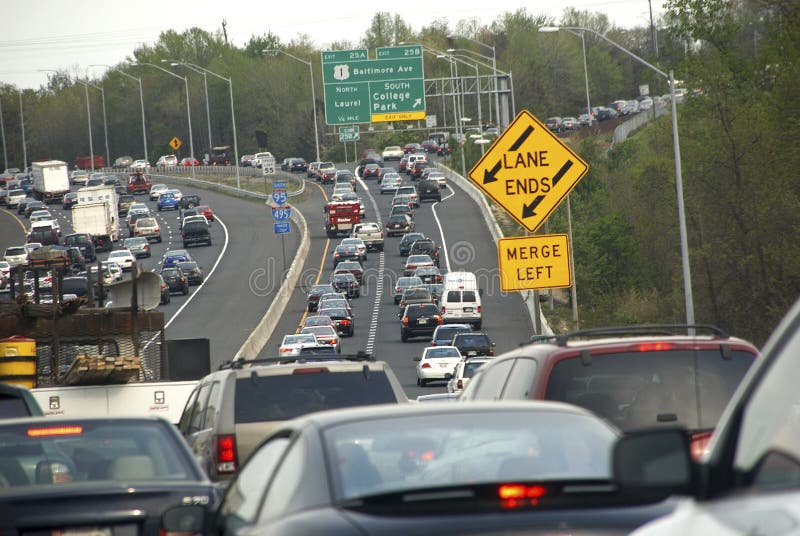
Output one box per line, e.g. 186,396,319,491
77,184,119,243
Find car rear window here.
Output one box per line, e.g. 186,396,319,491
455,335,490,347
446,291,461,302
234,372,398,423
544,349,756,431
462,291,476,301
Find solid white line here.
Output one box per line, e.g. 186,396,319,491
431,186,456,272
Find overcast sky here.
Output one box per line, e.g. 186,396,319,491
2,0,663,90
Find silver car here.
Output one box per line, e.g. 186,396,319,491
122,236,151,258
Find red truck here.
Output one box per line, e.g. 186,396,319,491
126,172,152,195
325,201,361,238
75,155,106,170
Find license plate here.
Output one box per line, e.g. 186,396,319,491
467,351,477,356
463,307,473,312
392,224,400,228
418,319,428,324
58,528,113,536
439,363,451,368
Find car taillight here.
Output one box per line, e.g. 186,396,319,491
457,379,463,389
421,362,431,369
341,319,351,325
402,316,409,326
279,347,291,354
477,306,482,313
489,347,494,356
436,315,443,325
180,277,186,282
440,306,446,314
215,434,238,474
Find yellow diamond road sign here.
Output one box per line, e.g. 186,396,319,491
169,136,182,151
468,110,589,233
498,234,572,292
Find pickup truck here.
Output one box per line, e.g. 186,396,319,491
126,172,152,195
351,222,385,252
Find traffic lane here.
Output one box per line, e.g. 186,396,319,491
0,207,28,254
157,180,292,368
258,178,381,358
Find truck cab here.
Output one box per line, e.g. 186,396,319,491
325,201,361,238
127,172,152,195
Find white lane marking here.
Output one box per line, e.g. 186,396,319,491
143,214,229,352
355,172,385,356
431,186,456,272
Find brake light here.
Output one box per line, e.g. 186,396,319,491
279,347,291,354
440,306,446,314
436,315,443,325
215,435,238,474
402,316,409,326
635,342,676,352
341,319,351,326
457,379,463,389
489,347,495,356
421,362,431,369
499,484,546,508
293,367,330,374
27,425,83,437
477,306,482,314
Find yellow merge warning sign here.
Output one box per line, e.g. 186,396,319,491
498,234,572,292
468,110,588,233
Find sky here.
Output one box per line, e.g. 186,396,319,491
1,0,664,90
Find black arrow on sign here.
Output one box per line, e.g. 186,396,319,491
522,195,546,219
551,159,573,188
509,125,534,151
483,161,502,184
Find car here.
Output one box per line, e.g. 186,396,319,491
117,193,135,215
385,214,414,236
330,186,354,202
130,159,150,170
410,161,429,180
431,323,473,347
212,401,673,534
306,161,321,179
447,356,491,393
279,333,319,355
177,355,407,484
321,306,355,337
288,157,308,172
332,259,364,283
414,265,443,284
3,246,28,267
134,216,162,242
381,145,404,160
613,297,800,535
27,225,58,246
178,194,201,209
403,142,422,153
299,325,340,352
460,325,759,460
122,236,151,258
362,163,382,180
182,220,212,247
113,155,133,168
545,116,564,132
195,204,214,222
0,416,220,535
125,210,149,234
330,272,360,299
417,178,442,201
409,237,441,266
149,183,169,201
416,345,463,386
398,155,410,173
61,233,96,262
23,200,45,218
318,295,353,317
398,286,434,311
332,244,360,267
177,260,204,285
395,185,420,208
339,237,367,260
106,248,135,271
87,264,117,286
162,249,192,268
157,273,171,304
578,113,594,126
302,314,335,329
388,203,413,220
393,275,423,304
161,266,189,295
29,209,53,224
561,116,580,130
157,192,180,211
421,139,439,153
379,173,402,194
157,154,178,167
180,157,200,166
69,169,89,185
404,254,435,277
318,162,336,183
399,232,425,257
306,283,337,312
451,331,496,358
5,188,26,208
400,302,442,342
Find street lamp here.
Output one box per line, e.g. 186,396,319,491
425,47,467,178
132,62,195,177
91,64,148,164
168,61,241,189
164,60,212,153
0,96,7,171
447,52,484,155
41,70,95,170
262,49,320,162
448,34,501,129
540,25,694,325
19,91,26,170
83,80,110,167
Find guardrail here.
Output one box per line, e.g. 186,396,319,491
148,171,305,199
435,162,554,337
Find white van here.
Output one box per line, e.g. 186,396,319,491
440,271,482,329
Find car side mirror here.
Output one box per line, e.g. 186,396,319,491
613,428,698,499
413,357,421,362
397,313,402,318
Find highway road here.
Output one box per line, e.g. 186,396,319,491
258,160,534,400
1,176,291,371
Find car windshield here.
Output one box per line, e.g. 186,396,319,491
323,409,616,501
0,420,195,488
544,349,755,431
302,326,336,337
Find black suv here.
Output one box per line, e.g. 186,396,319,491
161,266,189,295
179,195,201,209
182,220,211,247
417,179,442,202
451,332,496,358
306,284,337,312
409,238,441,267
400,303,442,342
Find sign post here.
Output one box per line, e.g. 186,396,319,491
321,45,426,125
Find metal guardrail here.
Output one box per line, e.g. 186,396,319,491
613,104,668,145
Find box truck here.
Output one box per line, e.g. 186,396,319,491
31,160,70,202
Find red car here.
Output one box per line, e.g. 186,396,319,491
362,164,382,179
126,172,152,195
195,205,214,222
180,157,200,166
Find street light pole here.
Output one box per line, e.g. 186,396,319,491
132,62,195,177
166,61,212,153
19,91,26,171
97,66,149,164
541,26,694,324
169,61,241,189
448,35,500,129
0,96,7,171
263,49,320,162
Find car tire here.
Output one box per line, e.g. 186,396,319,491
419,378,427,387
473,321,482,330
182,286,189,296
157,236,162,243
416,377,421,387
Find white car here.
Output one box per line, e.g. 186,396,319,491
89,265,117,286
157,154,178,167
70,170,89,185
166,189,183,201
24,242,42,254
101,261,123,282
6,189,26,208
299,325,340,353
416,346,463,387
427,171,447,189
0,260,10,280
130,159,150,170
278,333,319,356
447,357,491,394
107,249,136,271
149,184,169,201
381,145,404,161
29,210,54,224
339,237,367,260
3,246,28,267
